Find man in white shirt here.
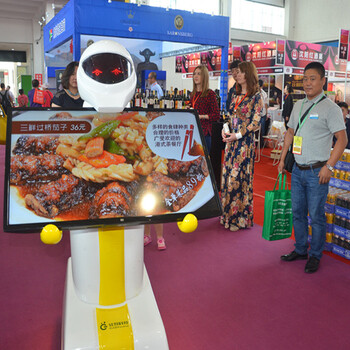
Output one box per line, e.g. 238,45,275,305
259,79,269,145
148,71,163,98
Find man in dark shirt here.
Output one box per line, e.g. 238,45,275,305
336,102,350,149
226,60,240,112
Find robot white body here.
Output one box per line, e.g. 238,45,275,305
62,40,169,350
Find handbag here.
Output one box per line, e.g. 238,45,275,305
33,89,44,105
262,173,292,241
284,146,294,173
284,95,326,173
0,106,7,145
0,115,7,145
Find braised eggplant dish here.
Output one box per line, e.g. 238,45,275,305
9,111,208,221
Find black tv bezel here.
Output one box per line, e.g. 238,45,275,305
3,107,222,233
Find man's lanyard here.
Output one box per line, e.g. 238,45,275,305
297,95,325,132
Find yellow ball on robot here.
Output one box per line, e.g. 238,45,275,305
177,214,198,233
40,224,63,244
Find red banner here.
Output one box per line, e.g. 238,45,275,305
35,74,43,86
276,40,285,65
339,29,349,61
240,42,276,68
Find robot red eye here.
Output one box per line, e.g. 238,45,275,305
92,69,103,76
111,68,122,76
83,53,131,84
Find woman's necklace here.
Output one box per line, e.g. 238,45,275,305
66,89,79,97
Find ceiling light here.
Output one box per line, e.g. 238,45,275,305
52,3,55,10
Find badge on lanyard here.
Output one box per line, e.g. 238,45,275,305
293,136,302,155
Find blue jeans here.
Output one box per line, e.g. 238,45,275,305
205,134,211,152
291,164,329,260
260,115,267,137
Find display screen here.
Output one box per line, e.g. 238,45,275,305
82,53,132,84
3,108,222,232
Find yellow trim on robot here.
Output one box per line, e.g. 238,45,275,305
96,305,134,350
97,226,134,349
98,226,126,305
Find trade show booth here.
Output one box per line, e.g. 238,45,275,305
43,0,230,108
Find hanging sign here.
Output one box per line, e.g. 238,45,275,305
339,29,349,61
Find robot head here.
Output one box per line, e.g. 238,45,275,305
77,40,136,112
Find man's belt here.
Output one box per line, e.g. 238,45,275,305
296,161,327,170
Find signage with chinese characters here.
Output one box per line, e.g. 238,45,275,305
34,74,43,86
4,108,221,232
241,42,277,68
339,29,349,61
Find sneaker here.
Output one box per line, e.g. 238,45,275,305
305,256,320,273
157,238,166,250
144,235,152,246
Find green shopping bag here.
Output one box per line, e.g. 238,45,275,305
262,173,292,241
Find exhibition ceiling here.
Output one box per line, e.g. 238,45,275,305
0,0,69,21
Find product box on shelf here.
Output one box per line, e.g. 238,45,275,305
332,244,350,259
333,225,350,240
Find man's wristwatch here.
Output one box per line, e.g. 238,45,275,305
326,163,334,172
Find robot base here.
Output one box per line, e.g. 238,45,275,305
62,258,169,350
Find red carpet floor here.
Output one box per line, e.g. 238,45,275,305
1,145,350,349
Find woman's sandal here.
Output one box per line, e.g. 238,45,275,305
144,235,152,246
157,238,166,250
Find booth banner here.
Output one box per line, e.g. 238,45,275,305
339,29,349,61
4,109,221,232
241,42,276,68
328,46,347,72
233,46,241,61
182,55,189,73
214,49,222,71
276,39,285,65
200,51,214,71
228,45,233,65
176,56,182,73
187,53,201,73
284,40,328,68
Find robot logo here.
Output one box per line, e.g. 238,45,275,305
100,322,108,331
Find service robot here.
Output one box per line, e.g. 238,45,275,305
41,40,198,350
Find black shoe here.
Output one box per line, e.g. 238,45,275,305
305,257,320,273
280,251,308,261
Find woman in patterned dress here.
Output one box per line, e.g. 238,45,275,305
220,61,263,231
190,65,220,151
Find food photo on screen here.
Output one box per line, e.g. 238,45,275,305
4,108,221,232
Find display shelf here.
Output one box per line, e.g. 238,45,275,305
325,203,335,213
329,178,350,191
334,160,350,171
334,205,350,220
332,245,350,260
333,225,350,240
